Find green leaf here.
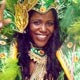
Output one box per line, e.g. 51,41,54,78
6,0,18,14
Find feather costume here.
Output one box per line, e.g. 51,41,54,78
1,0,80,80
0,0,21,80
57,0,80,80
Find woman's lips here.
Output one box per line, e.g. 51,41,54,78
36,35,48,41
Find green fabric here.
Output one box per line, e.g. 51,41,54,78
0,9,18,38
30,47,45,57
57,70,64,80
60,36,80,80
0,0,18,37
0,34,21,80
31,0,56,14
34,0,54,9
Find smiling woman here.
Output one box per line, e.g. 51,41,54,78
16,4,61,80
29,10,54,48
0,0,62,80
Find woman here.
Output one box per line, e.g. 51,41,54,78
0,0,61,80
16,9,61,80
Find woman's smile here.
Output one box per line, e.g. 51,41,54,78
35,33,48,41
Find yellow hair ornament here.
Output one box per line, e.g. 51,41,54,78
15,0,38,33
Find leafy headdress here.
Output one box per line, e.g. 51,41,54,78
14,0,58,33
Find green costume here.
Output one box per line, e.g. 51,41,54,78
0,0,80,80
57,0,80,80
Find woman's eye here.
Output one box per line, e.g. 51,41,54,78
31,21,41,25
47,22,54,26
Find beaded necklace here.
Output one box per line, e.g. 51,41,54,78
28,43,47,80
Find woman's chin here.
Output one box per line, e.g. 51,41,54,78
34,41,47,48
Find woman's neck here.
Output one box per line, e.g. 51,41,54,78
30,42,43,49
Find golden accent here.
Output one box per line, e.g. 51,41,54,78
0,40,6,45
40,6,46,13
30,63,47,80
67,42,73,48
73,56,79,62
15,3,28,33
28,50,47,64
10,41,18,59
0,53,5,58
56,50,71,80
39,50,45,55
1,35,8,39
28,49,47,80
15,0,38,33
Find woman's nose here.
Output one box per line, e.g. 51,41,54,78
40,24,47,32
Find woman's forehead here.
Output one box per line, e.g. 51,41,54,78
30,10,54,20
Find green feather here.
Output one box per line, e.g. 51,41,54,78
59,0,80,42
6,0,18,14
67,18,80,42
0,9,18,39
0,58,21,80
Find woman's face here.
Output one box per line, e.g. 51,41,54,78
29,10,55,48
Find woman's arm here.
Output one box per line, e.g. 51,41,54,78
0,0,11,29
